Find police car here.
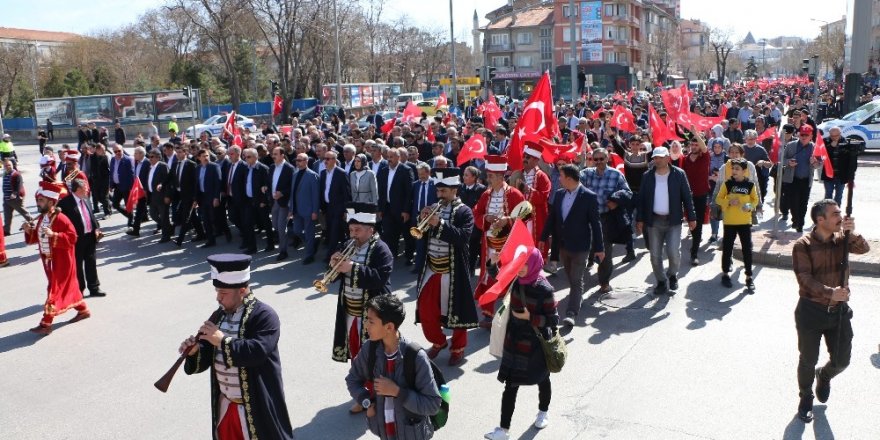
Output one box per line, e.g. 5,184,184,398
817,100,880,150
185,113,256,138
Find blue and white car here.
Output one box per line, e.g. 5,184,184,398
185,113,257,138
818,100,880,150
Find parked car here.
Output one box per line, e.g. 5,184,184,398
818,100,880,150
395,93,425,110
185,113,256,138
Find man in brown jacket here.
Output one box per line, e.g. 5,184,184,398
791,199,870,423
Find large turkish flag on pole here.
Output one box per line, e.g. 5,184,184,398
506,72,559,171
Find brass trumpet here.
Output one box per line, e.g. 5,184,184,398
488,201,534,238
313,239,358,292
410,203,442,239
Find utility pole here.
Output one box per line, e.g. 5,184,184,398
333,0,343,109
844,0,871,114
449,0,458,109
568,0,578,102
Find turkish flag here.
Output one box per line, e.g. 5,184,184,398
402,100,421,123
426,126,436,142
457,134,488,166
479,93,504,132
660,86,689,123
609,105,637,132
481,219,535,305
713,84,721,93
648,104,682,147
223,111,237,140
272,95,283,117
756,127,776,142
435,91,448,110
506,72,559,171
691,115,724,132
381,117,396,135
538,137,581,164
626,89,634,102
813,135,834,179
125,175,146,214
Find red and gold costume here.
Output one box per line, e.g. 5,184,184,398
62,150,90,196
25,182,88,331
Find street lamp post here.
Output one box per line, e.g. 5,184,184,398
31,42,40,101
759,39,766,78
332,0,342,108
449,0,458,109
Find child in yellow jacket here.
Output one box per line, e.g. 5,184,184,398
715,158,759,291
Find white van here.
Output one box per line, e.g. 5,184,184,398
395,93,424,110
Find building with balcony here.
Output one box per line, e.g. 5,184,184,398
679,19,708,80
480,1,555,99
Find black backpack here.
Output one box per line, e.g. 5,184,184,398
367,340,449,430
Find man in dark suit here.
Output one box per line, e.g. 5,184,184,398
127,147,151,236
376,147,413,262
169,144,204,246
541,164,605,327
109,143,135,218
145,150,172,242
365,106,385,128
268,147,294,260
409,163,436,272
195,149,221,248
459,165,486,274
241,147,272,254
57,178,107,297
90,143,111,216
223,146,248,240
319,150,351,262
289,153,320,264
212,146,232,242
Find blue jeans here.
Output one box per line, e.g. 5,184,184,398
646,217,682,284
823,180,845,205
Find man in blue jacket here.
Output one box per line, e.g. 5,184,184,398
541,164,605,326
635,147,697,295
289,153,320,265
195,149,221,248
109,143,134,217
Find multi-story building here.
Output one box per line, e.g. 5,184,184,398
480,0,555,99
0,27,79,60
679,19,708,80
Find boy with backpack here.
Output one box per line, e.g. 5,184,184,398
715,158,759,291
346,294,446,439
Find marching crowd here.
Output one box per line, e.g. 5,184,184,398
0,76,874,439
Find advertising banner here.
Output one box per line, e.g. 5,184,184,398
112,94,154,122
580,1,603,62
360,86,374,106
155,91,193,120
582,43,603,62
350,86,361,108
34,99,74,126
74,97,113,125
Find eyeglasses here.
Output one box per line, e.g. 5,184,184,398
592,157,606,162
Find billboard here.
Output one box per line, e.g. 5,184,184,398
350,86,361,108
113,94,154,122
155,91,193,120
360,86,374,106
74,97,113,125
580,1,603,62
35,99,74,126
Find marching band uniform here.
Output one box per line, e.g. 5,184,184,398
414,168,479,366
184,254,294,440
24,181,89,335
473,156,525,319
62,150,90,197
518,142,552,260
331,205,394,363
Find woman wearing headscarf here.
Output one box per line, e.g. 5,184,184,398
485,248,559,440
349,153,378,207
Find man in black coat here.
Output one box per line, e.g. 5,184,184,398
541,164,605,326
127,147,151,236
195,149,222,248
90,144,112,216
376,148,413,261
319,150,351,262
241,148,273,254
146,150,172,242
459,165,486,274
57,178,107,297
169,144,205,246
113,122,126,146
268,147,294,260
223,146,248,238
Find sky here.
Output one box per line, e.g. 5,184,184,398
0,0,850,43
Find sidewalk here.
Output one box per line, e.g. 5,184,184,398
734,229,880,276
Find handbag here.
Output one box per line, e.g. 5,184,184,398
488,289,510,358
516,286,568,373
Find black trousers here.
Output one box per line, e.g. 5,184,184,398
500,377,551,430
149,196,172,240
241,200,272,250
111,188,130,218
323,210,345,260
198,201,216,244
691,194,708,258
597,213,615,286
130,198,148,232
468,229,482,274
75,234,100,292
174,201,204,243
92,185,111,215
779,182,790,217
721,224,753,276
214,196,230,236
788,177,811,229
795,298,853,399
380,210,406,257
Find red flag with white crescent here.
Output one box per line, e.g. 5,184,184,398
125,175,146,214
435,91,448,110
481,219,535,304
402,100,421,123
272,95,283,117
457,134,488,166
506,72,559,171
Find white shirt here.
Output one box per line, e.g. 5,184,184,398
653,171,670,215
271,163,283,194
324,167,334,203
386,165,398,201
147,162,158,189
228,160,239,195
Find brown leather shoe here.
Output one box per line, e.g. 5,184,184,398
427,343,448,360
69,311,91,323
29,325,52,336
448,351,464,366
349,402,365,414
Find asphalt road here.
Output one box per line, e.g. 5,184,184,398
2,142,879,440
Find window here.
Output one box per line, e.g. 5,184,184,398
605,26,617,40
604,52,629,63
517,32,533,45
492,56,510,67
491,33,509,46
540,39,552,60
605,4,627,17
563,5,578,17
540,28,551,38
617,27,628,41
517,55,533,67
562,28,581,43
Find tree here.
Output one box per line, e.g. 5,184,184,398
64,69,91,96
42,65,67,98
744,56,758,79
811,28,845,81
643,20,680,84
708,26,734,85
0,43,30,115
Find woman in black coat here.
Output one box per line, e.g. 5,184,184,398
485,248,559,440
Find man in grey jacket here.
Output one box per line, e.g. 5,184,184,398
781,125,822,232
346,294,442,440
